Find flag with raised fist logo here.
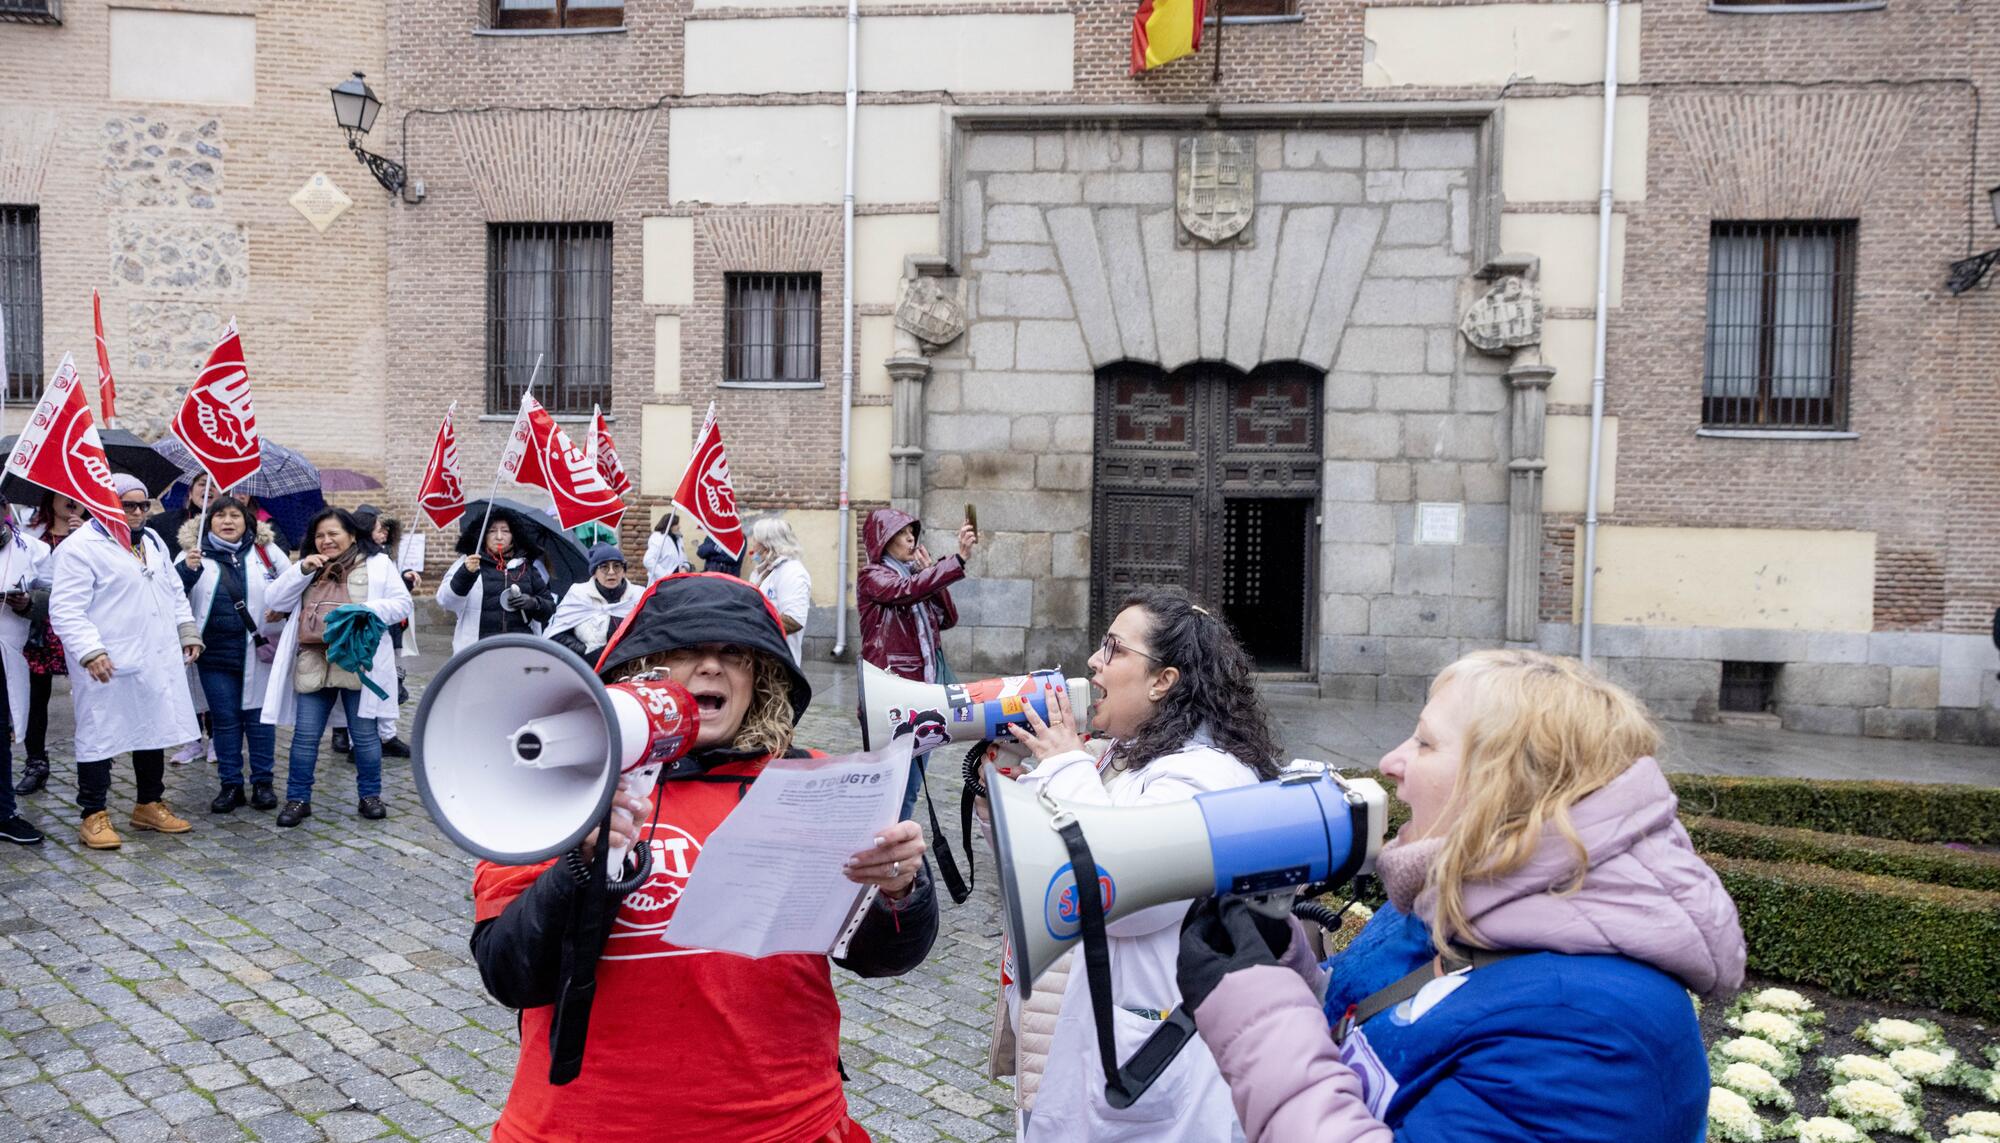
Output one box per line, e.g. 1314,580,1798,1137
672,402,744,560
172,319,261,492
587,405,632,497
6,354,129,549
417,403,466,529
500,391,624,531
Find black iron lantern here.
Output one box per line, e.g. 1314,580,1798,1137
1945,184,2000,295
329,71,410,200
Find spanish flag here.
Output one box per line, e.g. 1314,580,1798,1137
1131,0,1206,75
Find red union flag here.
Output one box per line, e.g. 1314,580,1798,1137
6,354,129,549
673,402,744,560
417,403,466,529
172,318,260,491
588,405,633,497
501,393,623,530
93,289,118,427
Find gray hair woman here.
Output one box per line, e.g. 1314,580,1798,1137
747,515,810,665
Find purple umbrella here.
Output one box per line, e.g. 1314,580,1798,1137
320,468,384,493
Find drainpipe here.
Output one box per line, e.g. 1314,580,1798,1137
1579,0,1619,667
832,0,859,658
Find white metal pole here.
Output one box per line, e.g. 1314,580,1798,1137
831,0,859,659
1579,0,1620,668
475,353,541,561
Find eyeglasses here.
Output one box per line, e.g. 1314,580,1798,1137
661,644,756,672
1099,633,1162,665
120,499,151,512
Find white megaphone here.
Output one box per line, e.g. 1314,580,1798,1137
857,661,1093,754
987,761,1388,996
412,634,699,873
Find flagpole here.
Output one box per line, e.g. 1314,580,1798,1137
1211,0,1226,84
473,353,541,565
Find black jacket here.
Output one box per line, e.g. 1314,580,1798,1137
449,557,555,640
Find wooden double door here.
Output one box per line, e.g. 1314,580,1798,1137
1091,363,1323,672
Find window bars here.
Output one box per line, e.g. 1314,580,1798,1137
491,0,621,30
725,273,821,386
486,222,612,415
1703,221,1856,430
0,206,42,403
0,0,61,25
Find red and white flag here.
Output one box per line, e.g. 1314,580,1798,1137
587,405,633,497
171,318,260,492
499,392,624,530
417,403,466,529
92,289,118,427
672,402,744,560
5,354,129,549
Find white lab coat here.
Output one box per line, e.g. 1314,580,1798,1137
178,535,292,709
752,556,811,665
0,529,50,741
48,523,201,761
1015,738,1258,1143
260,551,413,727
643,530,689,582
435,556,540,654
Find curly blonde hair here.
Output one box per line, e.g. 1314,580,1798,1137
1425,649,1661,956
608,650,796,758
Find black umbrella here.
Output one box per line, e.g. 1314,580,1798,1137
456,498,590,595
1,429,187,507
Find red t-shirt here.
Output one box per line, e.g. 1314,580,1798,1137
474,758,856,1143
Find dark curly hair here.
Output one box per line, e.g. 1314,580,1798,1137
1111,586,1281,780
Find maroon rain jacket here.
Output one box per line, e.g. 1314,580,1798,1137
857,507,963,681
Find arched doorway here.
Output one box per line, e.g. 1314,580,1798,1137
1091,362,1323,672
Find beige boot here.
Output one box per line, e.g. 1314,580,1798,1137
130,801,192,834
79,811,122,850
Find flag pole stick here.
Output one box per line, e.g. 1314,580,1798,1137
1211,0,1226,84
473,354,541,566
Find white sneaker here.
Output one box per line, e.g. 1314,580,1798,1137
169,741,203,766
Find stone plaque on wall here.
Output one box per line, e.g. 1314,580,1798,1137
290,173,353,233
894,275,966,350
1176,133,1255,246
1460,275,1542,355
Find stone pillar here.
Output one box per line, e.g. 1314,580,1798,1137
1504,362,1554,643
886,350,929,518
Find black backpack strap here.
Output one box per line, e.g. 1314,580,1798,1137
921,749,974,905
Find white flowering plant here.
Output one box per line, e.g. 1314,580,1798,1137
1738,988,1824,1022
1717,1061,1796,1111
1823,1077,1927,1139
1949,1066,2000,1104
1717,1036,1804,1080
1776,1115,1877,1143
1856,1018,1948,1054
1887,1047,1960,1085
1822,1055,1918,1098
1945,1110,2000,1138
1730,1008,1824,1052
1711,1086,1769,1143
1940,1135,1995,1143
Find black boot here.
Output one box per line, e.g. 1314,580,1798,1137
331,728,350,754
276,801,312,827
357,796,387,820
13,757,49,796
210,785,246,814
250,783,278,811
380,737,410,759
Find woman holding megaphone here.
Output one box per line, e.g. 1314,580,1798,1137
1175,650,1745,1142
468,572,939,1143
1002,586,1280,1142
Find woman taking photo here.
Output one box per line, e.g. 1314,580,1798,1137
176,498,290,813
260,509,412,826
748,515,811,665
471,572,938,1141
12,491,83,797
1002,587,1278,1142
1177,649,1744,1142
438,509,555,654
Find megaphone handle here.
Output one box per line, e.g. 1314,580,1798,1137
604,763,663,879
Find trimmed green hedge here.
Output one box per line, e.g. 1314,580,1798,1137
1670,773,2000,844
1706,855,2000,1019
1686,816,2000,894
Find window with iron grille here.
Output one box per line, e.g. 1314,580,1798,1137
491,0,620,30
1216,0,1299,18
725,273,821,387
1711,1,1884,11
1703,221,1856,430
0,0,62,26
1,206,42,403
486,223,612,415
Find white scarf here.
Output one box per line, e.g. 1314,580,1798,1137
545,579,636,651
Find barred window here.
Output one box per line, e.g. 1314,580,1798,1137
486,223,612,415
1710,1,1884,11
491,0,620,30
1217,0,1299,19
1,206,42,403
1703,221,1855,430
0,1,62,26
724,273,821,387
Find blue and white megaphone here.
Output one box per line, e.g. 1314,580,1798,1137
987,761,1387,996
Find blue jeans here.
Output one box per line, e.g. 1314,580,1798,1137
287,687,381,803
198,665,277,787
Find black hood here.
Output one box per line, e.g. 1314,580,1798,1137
595,572,812,721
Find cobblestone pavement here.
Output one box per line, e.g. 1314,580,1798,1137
0,657,1016,1143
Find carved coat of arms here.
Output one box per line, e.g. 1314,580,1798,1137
1459,275,1543,355
894,276,966,350
1176,134,1255,245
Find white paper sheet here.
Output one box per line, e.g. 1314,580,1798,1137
397,532,426,573
664,736,914,958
